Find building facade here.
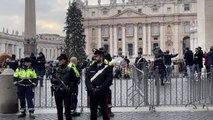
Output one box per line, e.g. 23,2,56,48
0,30,64,61
82,0,197,58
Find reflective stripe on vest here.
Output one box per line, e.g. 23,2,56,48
13,68,37,83
68,63,80,78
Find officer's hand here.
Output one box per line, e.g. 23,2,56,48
77,78,80,84
51,78,59,84
91,87,100,94
13,81,18,86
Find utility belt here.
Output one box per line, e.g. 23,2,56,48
17,79,35,86
17,83,34,87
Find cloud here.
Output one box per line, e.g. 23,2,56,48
37,20,62,31
0,0,124,36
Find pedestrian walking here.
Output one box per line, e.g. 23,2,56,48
164,50,178,83
51,54,77,120
8,54,18,71
36,52,46,87
86,49,113,120
208,46,213,76
13,57,37,119
184,48,194,80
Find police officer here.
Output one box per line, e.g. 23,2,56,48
86,49,113,120
51,54,77,120
13,57,37,119
68,57,80,116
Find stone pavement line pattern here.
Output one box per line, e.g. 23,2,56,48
1,111,213,120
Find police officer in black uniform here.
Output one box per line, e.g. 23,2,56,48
86,49,113,120
51,54,77,120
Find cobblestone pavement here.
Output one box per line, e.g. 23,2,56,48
1,111,213,120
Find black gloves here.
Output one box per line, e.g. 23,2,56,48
91,86,101,96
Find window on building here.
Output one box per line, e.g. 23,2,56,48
103,44,109,53
184,22,190,33
118,38,122,41
104,39,108,41
138,25,143,35
92,11,95,16
118,10,121,14
103,11,108,15
118,48,122,56
139,38,142,40
101,25,109,37
167,7,171,13
138,9,142,12
126,24,134,36
152,43,159,50
154,37,158,40
138,47,143,54
184,4,190,11
92,28,96,36
151,23,160,35
152,6,159,13
118,26,122,38
128,44,133,56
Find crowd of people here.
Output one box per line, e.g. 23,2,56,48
1,45,213,120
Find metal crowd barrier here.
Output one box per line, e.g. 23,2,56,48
33,65,213,112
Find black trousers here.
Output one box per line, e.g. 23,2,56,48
54,91,72,120
71,86,78,111
90,94,110,120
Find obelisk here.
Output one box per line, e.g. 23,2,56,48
197,0,213,51
24,0,37,57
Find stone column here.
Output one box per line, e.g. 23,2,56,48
0,43,6,54
174,23,179,53
134,24,138,57
147,24,152,55
98,26,102,48
114,25,118,56
198,0,213,51
110,25,113,56
160,23,165,51
25,0,36,39
143,24,147,55
24,0,37,57
122,25,126,56
85,27,90,56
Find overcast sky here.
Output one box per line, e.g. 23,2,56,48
0,0,123,36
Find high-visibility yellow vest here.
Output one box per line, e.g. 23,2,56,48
68,62,80,78
13,67,37,83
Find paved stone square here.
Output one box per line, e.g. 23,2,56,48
1,111,213,120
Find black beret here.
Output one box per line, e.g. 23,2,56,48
24,57,32,62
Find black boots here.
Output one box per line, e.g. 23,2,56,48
109,108,114,117
18,112,26,118
18,111,35,119
29,112,36,119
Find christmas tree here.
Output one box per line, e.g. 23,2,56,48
64,1,86,62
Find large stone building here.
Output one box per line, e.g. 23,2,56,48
0,30,63,61
82,0,197,58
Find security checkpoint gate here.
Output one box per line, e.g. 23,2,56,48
33,65,213,112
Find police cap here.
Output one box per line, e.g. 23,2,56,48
24,57,32,62
57,54,68,61
93,48,104,56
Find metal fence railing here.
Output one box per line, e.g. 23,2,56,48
33,65,213,112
